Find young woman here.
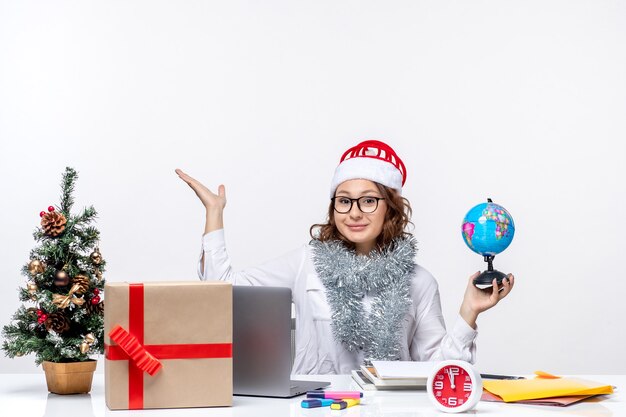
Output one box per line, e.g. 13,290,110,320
176,140,514,375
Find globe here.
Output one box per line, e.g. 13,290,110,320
461,199,515,287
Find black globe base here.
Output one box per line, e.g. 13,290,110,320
473,255,507,288
473,269,507,288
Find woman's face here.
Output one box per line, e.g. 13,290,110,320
333,179,387,255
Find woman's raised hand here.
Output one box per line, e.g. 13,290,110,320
459,272,515,329
175,169,226,211
176,169,226,234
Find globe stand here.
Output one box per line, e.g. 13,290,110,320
473,255,507,288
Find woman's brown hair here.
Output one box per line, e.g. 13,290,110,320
310,182,413,251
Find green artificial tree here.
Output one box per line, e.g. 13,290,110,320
2,167,106,364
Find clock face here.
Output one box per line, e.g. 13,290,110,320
431,364,475,409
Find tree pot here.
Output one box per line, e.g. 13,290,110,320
42,360,97,394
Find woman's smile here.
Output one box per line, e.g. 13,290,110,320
346,224,368,231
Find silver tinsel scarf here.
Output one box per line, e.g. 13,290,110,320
310,236,417,362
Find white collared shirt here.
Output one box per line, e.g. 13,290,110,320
199,229,477,375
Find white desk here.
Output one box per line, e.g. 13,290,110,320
0,373,622,417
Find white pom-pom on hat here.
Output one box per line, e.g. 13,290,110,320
330,140,406,198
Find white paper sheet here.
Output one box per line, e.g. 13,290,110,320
370,361,437,379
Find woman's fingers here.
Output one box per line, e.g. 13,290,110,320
175,168,190,182
486,274,515,304
175,168,225,209
498,274,514,299
176,169,202,190
175,168,208,193
490,278,500,301
175,169,197,189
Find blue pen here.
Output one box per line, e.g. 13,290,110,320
301,399,335,408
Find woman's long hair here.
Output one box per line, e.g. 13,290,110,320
310,182,413,251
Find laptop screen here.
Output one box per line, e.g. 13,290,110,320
232,286,293,396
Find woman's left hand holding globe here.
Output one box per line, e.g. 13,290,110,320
459,273,515,329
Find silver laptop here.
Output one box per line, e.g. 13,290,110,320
233,285,330,397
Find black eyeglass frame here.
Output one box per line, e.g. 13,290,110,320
331,196,386,214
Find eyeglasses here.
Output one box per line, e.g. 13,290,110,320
331,196,385,214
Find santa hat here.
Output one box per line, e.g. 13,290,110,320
330,140,407,198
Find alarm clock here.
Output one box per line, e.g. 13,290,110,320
426,360,482,413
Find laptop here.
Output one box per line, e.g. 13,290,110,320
233,285,330,397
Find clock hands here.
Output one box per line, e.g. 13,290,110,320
446,368,456,389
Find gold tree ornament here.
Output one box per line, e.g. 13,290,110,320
52,284,86,309
41,211,67,237
90,247,102,265
28,260,45,275
54,271,69,286
27,282,38,294
79,333,96,354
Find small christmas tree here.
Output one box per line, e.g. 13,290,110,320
2,167,106,364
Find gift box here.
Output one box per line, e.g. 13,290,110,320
104,281,232,410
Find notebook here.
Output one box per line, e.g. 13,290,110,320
354,361,435,390
233,285,330,397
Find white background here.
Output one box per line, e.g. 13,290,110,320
1,1,624,375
